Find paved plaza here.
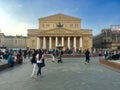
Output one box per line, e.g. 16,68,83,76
0,57,120,90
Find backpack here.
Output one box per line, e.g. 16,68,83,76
30,57,36,64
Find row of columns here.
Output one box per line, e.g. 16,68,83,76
37,37,82,50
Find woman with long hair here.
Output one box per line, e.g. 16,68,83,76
31,49,37,78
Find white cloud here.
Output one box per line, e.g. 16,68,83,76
0,8,35,36
4,22,28,36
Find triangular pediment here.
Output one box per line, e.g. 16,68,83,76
39,28,81,35
39,13,80,21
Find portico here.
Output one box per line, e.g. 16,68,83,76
36,36,83,50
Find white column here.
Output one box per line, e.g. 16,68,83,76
49,37,52,49
74,37,76,51
39,38,41,49
37,37,40,49
80,37,82,48
43,37,46,49
55,37,58,46
68,37,70,49
62,37,64,46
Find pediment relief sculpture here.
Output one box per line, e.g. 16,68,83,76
40,28,82,35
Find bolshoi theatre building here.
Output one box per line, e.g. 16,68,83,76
27,14,92,52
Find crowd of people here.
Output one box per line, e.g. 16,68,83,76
0,47,92,69
0,47,92,81
0,48,32,67
98,50,120,60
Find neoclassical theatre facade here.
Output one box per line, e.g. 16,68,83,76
27,14,92,52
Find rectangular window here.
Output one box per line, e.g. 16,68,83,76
15,40,17,44
41,24,45,28
75,24,78,28
70,24,73,28
46,24,50,28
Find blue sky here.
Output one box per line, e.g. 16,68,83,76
0,0,120,36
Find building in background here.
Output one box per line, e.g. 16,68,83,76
0,32,5,47
27,14,92,52
93,25,120,50
4,35,27,50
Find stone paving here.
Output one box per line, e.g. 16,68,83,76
110,60,120,63
0,57,120,90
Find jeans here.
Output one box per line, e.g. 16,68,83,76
37,63,42,75
9,60,15,67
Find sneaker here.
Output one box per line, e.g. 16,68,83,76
32,76,39,80
52,60,54,62
31,75,35,78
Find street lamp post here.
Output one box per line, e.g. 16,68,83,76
116,33,117,49
105,30,107,48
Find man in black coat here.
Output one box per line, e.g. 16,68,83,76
85,49,90,64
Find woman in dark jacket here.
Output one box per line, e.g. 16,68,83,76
31,50,37,78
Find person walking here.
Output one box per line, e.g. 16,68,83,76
98,50,102,59
31,49,38,78
104,50,108,60
85,49,90,64
52,51,55,62
57,50,63,63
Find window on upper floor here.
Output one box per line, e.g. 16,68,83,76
53,24,54,28
41,24,45,28
70,24,73,28
15,40,17,44
75,24,78,28
65,24,67,27
46,24,50,28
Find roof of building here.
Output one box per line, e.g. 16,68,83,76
39,13,80,21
